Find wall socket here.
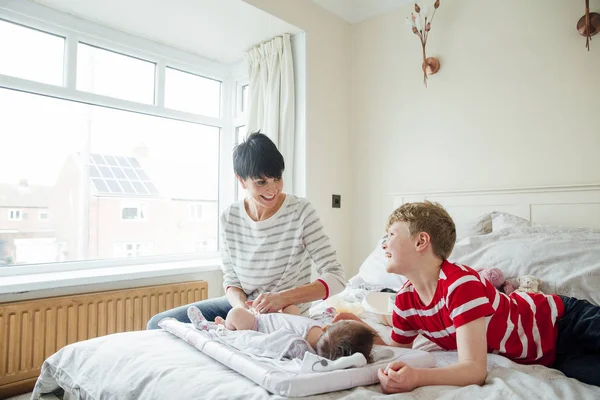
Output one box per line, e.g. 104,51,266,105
332,194,341,208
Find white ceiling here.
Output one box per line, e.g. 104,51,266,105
312,0,413,24
32,0,301,64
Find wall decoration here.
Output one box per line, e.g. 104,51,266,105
577,0,599,51
407,0,440,87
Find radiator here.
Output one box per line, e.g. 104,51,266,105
0,280,208,398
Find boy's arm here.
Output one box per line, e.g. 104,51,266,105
379,317,488,393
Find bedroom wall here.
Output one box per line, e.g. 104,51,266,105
242,0,354,277
351,0,600,271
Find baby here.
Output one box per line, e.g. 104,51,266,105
188,306,375,362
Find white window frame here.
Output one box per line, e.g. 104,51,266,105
0,1,243,278
121,203,147,221
8,209,22,220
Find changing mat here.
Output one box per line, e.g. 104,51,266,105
158,318,436,397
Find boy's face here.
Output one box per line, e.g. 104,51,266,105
382,221,418,274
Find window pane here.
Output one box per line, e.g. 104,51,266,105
165,67,221,117
0,19,64,85
242,84,249,113
77,43,155,104
236,126,248,201
0,87,219,266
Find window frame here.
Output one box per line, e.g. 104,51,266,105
0,1,241,277
121,203,147,221
39,210,50,221
8,209,22,221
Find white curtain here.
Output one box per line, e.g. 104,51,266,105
245,34,295,193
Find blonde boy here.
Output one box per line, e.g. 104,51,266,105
335,201,600,393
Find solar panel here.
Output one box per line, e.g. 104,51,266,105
89,153,159,196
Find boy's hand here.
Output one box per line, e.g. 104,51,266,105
332,312,361,323
378,361,420,393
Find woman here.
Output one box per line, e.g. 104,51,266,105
147,132,346,329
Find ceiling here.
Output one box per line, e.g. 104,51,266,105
32,0,301,64
312,0,413,24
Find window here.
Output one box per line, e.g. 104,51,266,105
0,5,241,270
190,203,203,220
113,242,153,258
0,19,64,85
8,210,22,220
77,43,156,104
165,67,221,117
0,87,220,264
121,205,146,220
241,84,249,113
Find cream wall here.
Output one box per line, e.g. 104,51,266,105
242,0,354,277
350,0,600,270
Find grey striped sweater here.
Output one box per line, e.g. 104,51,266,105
220,194,346,314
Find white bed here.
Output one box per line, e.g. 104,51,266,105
31,185,600,400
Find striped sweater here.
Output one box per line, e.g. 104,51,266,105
220,194,346,314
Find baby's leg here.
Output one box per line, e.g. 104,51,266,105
282,304,300,316
217,307,257,331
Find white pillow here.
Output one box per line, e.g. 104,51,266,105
353,235,406,289
455,212,494,241
450,227,600,306
490,212,531,231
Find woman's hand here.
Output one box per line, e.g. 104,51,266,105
377,362,420,394
250,292,288,313
332,312,362,323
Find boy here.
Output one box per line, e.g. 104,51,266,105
335,201,600,393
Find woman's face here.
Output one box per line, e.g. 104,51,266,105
239,175,284,210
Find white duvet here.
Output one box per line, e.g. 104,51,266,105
32,317,600,400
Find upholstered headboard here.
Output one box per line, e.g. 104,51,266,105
391,184,600,230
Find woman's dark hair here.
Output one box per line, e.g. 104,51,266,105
233,132,284,180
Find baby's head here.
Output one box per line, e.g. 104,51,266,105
315,320,376,363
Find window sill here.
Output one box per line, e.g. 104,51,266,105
0,259,221,295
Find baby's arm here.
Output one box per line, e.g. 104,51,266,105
216,307,257,330
379,318,488,393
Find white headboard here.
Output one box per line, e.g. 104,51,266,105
391,184,600,229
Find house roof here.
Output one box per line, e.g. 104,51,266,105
89,153,161,198
89,153,218,201
0,183,52,208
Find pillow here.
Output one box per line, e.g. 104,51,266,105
455,212,494,241
490,212,531,232
352,235,406,289
450,227,600,305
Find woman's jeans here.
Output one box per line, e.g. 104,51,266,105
553,296,600,386
146,296,232,330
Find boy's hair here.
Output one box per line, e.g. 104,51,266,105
316,321,375,363
386,201,456,260
233,132,285,180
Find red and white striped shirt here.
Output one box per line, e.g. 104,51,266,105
391,261,565,366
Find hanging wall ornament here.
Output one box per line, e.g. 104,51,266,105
406,0,440,87
577,0,600,51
